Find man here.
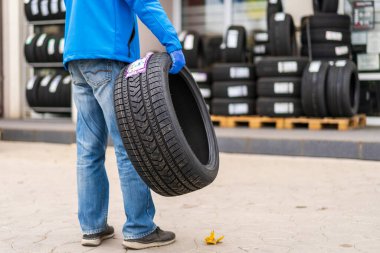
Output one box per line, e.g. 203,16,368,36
63,0,185,250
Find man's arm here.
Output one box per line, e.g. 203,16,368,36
125,0,185,74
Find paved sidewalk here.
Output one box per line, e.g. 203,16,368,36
0,141,380,253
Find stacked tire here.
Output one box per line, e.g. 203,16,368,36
252,31,271,63
302,60,360,117
301,0,352,61
26,72,71,110
268,12,297,56
211,25,256,116
24,0,66,22
211,64,256,116
24,33,64,63
256,57,308,117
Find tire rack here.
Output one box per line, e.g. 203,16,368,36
26,19,71,115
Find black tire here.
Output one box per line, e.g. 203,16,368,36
225,26,247,63
114,53,219,197
301,28,351,44
301,44,351,59
211,98,255,116
26,75,43,107
190,69,211,84
256,57,309,77
60,74,72,107
47,73,64,107
55,36,64,62
301,14,351,30
24,34,39,63
212,81,255,99
267,0,283,28
46,36,58,62
212,63,255,81
269,13,296,56
24,0,42,21
39,0,51,20
48,0,60,19
313,0,339,13
257,97,303,117
257,77,301,97
36,74,54,107
202,35,223,67
199,84,212,99
326,60,360,117
181,31,202,69
253,44,271,56
301,61,330,117
253,31,269,44
57,0,66,19
35,33,51,62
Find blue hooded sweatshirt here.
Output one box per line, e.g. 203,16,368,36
63,0,182,68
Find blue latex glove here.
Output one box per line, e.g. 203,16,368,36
169,50,186,74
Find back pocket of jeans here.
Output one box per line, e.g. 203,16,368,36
79,60,112,87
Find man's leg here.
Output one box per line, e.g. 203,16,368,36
87,60,157,239
69,62,112,242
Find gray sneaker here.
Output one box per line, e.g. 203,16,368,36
123,227,176,250
81,225,115,247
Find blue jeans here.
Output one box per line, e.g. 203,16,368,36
68,59,157,239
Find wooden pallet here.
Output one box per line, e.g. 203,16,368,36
211,116,285,129
283,114,367,131
211,114,367,131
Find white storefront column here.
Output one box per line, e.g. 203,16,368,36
2,0,26,119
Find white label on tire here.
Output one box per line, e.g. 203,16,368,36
25,34,35,45
278,61,297,73
49,75,62,93
60,0,66,12
191,72,208,83
274,102,294,114
25,0,31,3
184,34,194,50
126,53,153,77
326,31,343,41
59,38,65,54
351,32,367,45
41,0,49,16
269,0,278,3
335,46,349,56
228,103,249,115
200,88,211,98
41,75,53,87
48,39,56,55
227,30,239,48
50,0,59,14
230,67,249,79
274,13,286,22
335,60,347,67
31,0,39,15
357,54,380,71
36,34,47,47
227,85,248,98
367,32,380,53
27,76,37,90
308,61,322,73
274,82,294,94
63,75,71,85
178,31,187,42
254,45,266,54
255,33,268,42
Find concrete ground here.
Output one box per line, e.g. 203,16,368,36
0,142,380,253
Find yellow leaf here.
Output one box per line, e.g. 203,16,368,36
204,230,224,245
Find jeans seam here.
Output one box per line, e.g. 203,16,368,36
82,226,107,235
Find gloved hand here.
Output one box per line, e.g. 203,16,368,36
169,50,186,74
